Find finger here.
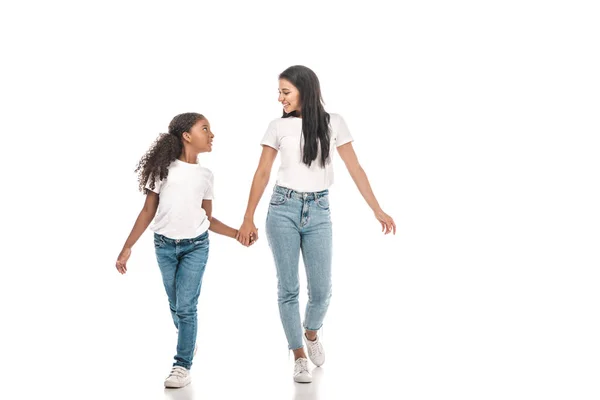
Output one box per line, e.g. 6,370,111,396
391,220,397,235
380,221,385,233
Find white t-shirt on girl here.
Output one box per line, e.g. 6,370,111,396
146,159,213,240
260,113,353,192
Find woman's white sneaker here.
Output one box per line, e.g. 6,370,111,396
293,358,312,383
304,334,325,367
164,366,191,388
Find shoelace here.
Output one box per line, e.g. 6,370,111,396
169,367,187,379
295,359,308,373
307,338,322,356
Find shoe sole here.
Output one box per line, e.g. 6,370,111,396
294,377,313,383
164,380,191,389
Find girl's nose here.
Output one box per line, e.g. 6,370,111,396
278,94,284,102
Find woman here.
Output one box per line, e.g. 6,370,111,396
237,65,396,383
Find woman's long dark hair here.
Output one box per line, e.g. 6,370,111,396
135,112,205,193
280,65,331,167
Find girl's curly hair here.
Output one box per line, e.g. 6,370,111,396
135,112,206,193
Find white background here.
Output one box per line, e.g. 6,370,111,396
1,1,599,399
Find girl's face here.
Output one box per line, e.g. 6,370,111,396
278,79,301,115
184,119,214,153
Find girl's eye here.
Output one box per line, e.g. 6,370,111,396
203,127,208,131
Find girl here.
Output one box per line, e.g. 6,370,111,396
237,66,396,383
115,112,247,388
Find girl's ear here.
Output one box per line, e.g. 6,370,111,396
183,132,192,142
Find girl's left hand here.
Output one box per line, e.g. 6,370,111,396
116,247,131,274
374,209,396,235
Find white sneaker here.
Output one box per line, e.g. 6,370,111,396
293,358,312,383
304,334,325,367
164,366,191,388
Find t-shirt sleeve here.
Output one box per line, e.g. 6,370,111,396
204,171,214,200
335,114,354,147
145,175,163,194
260,119,279,149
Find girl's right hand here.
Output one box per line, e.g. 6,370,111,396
237,219,259,247
116,247,131,274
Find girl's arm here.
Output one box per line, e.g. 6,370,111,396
238,145,278,246
116,192,160,274
202,200,240,240
337,142,396,235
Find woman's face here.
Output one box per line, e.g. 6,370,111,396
185,118,214,153
278,79,301,115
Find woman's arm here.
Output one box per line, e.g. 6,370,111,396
116,192,160,274
237,145,278,246
337,142,396,234
202,200,240,240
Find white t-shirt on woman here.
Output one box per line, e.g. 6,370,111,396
145,159,214,239
260,113,353,192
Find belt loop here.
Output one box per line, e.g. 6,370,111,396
287,188,292,198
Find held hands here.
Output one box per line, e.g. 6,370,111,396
237,218,259,247
116,247,132,274
374,209,397,235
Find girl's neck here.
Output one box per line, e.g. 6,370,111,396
178,149,199,164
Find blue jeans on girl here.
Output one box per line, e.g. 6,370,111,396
154,230,209,369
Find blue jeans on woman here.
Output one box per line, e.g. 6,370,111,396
265,185,333,350
154,230,210,369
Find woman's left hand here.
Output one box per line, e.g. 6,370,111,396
374,209,396,235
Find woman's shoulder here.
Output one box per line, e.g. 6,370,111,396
328,113,344,122
268,116,297,125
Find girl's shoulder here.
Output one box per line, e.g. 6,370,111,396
198,165,213,176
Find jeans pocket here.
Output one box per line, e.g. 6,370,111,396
316,196,330,210
270,193,287,206
193,232,209,247
154,234,166,248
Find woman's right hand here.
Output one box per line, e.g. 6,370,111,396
237,218,259,246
